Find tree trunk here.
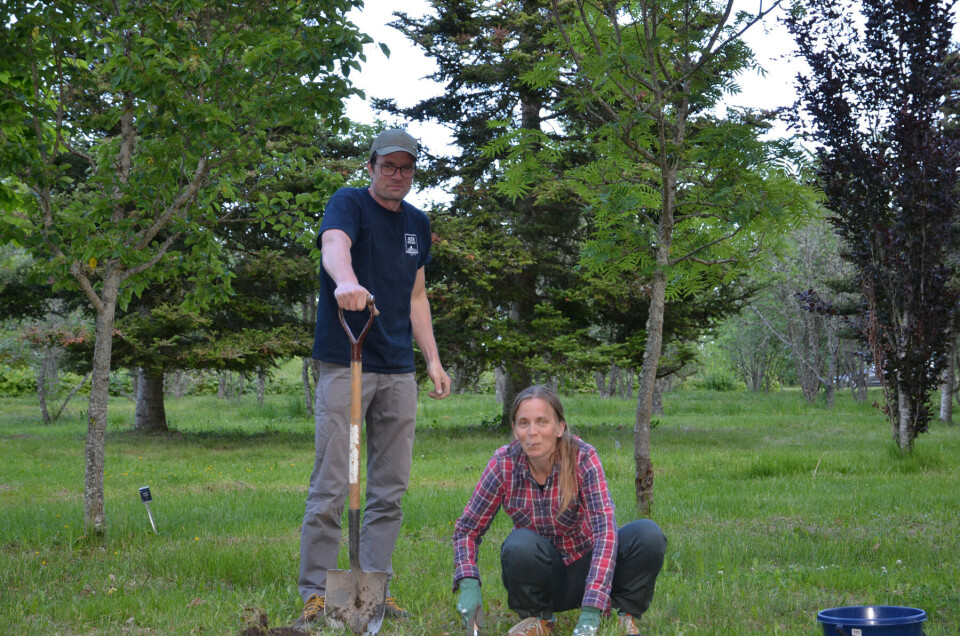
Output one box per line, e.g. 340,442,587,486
595,370,606,397
234,373,245,402
798,367,820,403
169,370,185,399
134,368,168,432
499,300,533,428
256,367,266,407
635,267,667,517
651,377,664,416
302,357,314,415
500,362,532,429
217,371,228,399
652,376,671,416
897,382,913,451
130,367,139,401
825,340,837,409
34,345,55,425
83,273,121,534
302,295,317,414
634,158,676,516
608,365,621,398
940,336,955,424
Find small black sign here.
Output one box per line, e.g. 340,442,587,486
139,486,152,503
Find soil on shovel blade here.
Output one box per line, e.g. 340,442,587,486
239,609,310,636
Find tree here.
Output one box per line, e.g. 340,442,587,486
716,304,791,392
494,0,820,513
752,220,854,406
0,0,367,532
105,126,374,431
381,0,605,424
1,244,92,423
787,0,960,451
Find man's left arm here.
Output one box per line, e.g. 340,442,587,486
410,266,451,399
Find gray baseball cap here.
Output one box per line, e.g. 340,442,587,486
370,128,418,159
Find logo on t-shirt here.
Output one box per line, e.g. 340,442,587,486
405,234,419,256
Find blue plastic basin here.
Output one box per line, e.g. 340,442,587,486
817,606,927,636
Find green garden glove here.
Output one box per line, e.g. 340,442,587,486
571,607,602,636
456,577,483,633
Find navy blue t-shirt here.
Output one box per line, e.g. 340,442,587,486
312,187,432,373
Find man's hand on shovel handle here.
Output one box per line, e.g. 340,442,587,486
335,283,379,315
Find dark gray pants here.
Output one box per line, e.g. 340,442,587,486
298,362,417,602
500,519,667,618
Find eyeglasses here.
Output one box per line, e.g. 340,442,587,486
375,162,416,178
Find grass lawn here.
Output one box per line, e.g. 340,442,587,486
1,388,958,635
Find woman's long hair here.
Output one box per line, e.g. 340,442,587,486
510,385,579,516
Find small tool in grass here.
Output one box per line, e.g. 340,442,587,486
138,486,158,533
325,297,388,635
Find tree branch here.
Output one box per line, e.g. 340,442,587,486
134,157,209,251
123,232,183,281
669,224,749,266
53,371,92,420
112,90,136,224
69,262,104,314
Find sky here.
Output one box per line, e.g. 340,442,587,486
344,1,799,112
339,1,953,207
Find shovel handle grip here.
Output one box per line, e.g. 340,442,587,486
338,296,377,363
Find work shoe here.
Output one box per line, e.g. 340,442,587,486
384,596,410,619
505,616,553,635
292,594,324,629
618,612,641,635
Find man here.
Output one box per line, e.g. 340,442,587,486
296,129,451,627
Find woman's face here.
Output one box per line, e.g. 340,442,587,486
512,397,565,464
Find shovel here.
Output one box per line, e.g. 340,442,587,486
325,297,388,635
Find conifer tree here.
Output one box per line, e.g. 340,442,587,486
380,0,598,422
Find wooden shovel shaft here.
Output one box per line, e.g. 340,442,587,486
338,298,377,573
349,360,362,511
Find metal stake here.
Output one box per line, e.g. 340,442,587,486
139,486,158,533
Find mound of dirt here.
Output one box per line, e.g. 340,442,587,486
239,609,309,636
240,628,308,636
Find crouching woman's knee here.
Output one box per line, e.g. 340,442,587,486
500,528,557,581
618,519,667,569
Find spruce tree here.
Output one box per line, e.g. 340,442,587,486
380,0,596,422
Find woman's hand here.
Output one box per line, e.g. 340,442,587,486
456,577,483,633
571,606,602,635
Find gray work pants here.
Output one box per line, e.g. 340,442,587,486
298,362,417,601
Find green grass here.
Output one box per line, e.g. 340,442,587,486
1,389,958,635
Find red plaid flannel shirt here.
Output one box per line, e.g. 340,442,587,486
452,437,618,610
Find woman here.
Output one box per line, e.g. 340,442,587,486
452,386,667,635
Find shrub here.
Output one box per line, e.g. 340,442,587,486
699,370,741,392
0,365,36,396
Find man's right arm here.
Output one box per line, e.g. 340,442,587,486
320,229,371,311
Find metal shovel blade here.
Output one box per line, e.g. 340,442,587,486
325,567,388,635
